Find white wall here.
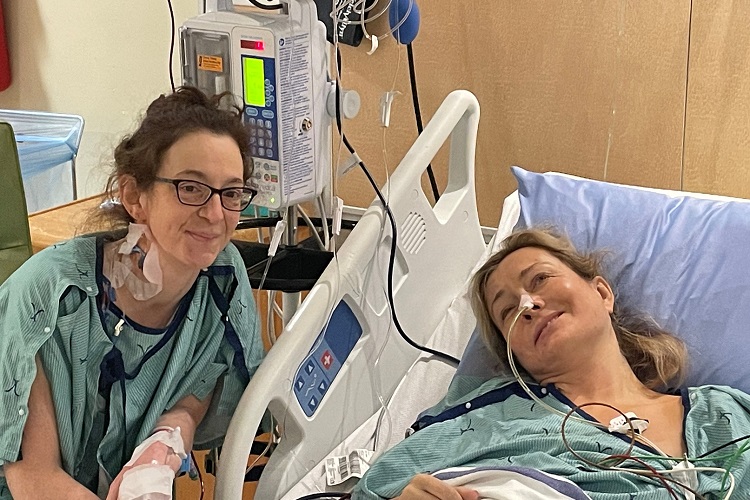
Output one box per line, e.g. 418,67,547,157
0,0,201,198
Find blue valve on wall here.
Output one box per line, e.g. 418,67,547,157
389,0,420,44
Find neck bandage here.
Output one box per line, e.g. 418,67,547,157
107,223,163,301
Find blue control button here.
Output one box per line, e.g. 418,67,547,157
265,120,272,128
266,149,273,158
305,360,315,375
295,377,305,391
246,107,259,117
262,110,275,119
307,396,318,411
318,379,328,395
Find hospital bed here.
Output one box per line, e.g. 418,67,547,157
217,89,750,499
217,89,486,499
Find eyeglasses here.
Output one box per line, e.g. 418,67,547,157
154,177,257,212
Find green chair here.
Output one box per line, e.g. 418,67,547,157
0,121,33,284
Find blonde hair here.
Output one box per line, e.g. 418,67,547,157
470,228,688,389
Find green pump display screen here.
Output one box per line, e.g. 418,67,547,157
243,57,266,107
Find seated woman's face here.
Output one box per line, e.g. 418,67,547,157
139,130,245,271
483,247,615,380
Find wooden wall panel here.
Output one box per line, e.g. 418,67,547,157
335,0,691,226
683,1,750,197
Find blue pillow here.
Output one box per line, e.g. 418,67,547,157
510,166,750,392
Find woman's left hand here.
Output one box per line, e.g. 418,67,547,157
107,393,208,499
393,474,480,500
105,440,182,500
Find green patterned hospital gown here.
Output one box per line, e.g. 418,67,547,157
354,377,750,499
0,235,263,498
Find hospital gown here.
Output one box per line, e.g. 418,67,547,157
353,378,750,499
0,234,263,498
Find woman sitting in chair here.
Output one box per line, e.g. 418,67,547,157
0,87,264,499
353,228,750,499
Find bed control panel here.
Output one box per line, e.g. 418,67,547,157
294,300,363,417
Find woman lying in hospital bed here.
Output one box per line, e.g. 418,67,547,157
353,227,750,499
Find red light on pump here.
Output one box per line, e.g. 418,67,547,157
241,40,265,51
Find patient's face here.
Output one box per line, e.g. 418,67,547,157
483,247,615,379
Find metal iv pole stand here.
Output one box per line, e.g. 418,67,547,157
281,204,301,325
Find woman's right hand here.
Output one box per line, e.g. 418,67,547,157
393,474,479,500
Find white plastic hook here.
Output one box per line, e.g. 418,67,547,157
366,34,379,55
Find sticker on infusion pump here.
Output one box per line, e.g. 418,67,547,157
198,55,223,72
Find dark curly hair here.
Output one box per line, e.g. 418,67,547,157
91,86,252,230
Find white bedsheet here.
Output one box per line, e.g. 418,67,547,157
435,466,592,500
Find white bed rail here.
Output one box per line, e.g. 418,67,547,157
216,90,484,499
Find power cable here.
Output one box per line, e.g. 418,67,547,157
247,0,285,10
294,493,351,500
334,47,459,366
406,42,440,204
167,0,176,91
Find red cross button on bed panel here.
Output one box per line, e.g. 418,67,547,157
321,350,333,369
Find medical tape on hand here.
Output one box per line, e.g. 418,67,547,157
119,465,174,500
125,426,187,468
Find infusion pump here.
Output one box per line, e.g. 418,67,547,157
180,0,331,209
